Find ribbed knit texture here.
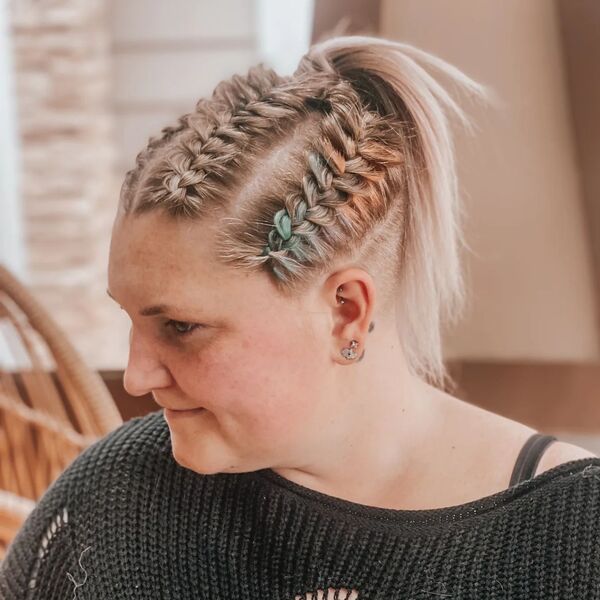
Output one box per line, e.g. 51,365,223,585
1,410,600,599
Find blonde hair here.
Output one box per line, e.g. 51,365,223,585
118,35,490,389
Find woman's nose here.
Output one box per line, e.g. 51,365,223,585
123,326,172,397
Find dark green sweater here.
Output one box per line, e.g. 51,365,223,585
1,410,600,599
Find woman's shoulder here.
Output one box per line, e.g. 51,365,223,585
422,389,598,506
32,409,174,508
63,409,167,465
533,439,598,476
0,410,177,596
78,408,170,463
92,408,169,452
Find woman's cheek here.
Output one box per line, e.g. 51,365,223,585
190,324,323,428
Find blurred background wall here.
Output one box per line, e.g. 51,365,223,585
6,0,118,365
382,0,599,362
2,0,599,448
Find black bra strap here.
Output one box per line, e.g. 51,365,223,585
509,433,558,487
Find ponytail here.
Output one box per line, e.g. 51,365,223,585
297,36,492,388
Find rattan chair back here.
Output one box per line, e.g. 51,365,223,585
0,263,123,559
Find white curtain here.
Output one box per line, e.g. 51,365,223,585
0,0,25,278
255,0,315,76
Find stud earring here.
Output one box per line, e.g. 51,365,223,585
337,286,360,360
341,339,359,360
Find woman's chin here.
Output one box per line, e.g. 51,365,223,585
164,407,206,420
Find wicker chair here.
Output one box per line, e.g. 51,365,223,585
0,263,123,559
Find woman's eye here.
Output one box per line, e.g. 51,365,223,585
165,320,201,337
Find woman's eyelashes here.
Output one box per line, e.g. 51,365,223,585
164,320,202,337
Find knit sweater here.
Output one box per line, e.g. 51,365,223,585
1,410,600,599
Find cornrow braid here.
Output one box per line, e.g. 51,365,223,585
119,116,190,212
127,69,346,218
257,106,407,281
120,65,283,213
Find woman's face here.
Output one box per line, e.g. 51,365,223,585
107,210,336,475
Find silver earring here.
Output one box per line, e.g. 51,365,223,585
337,286,359,359
341,339,359,360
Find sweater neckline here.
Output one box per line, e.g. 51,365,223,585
253,457,600,527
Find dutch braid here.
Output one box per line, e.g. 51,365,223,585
128,70,345,217
255,81,407,281
120,65,282,213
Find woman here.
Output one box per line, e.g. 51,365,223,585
2,35,599,599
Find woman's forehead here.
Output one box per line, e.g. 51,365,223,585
110,213,218,289
107,211,281,314
112,211,214,257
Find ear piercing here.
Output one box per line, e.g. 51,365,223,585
341,339,359,360
337,285,359,360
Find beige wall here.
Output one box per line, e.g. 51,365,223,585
381,0,600,361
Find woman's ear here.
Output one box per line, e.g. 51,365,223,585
324,268,376,364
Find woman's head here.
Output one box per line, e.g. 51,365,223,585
108,35,488,474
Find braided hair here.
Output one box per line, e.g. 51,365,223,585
118,35,490,388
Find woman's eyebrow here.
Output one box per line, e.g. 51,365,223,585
138,304,170,316
106,288,171,317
